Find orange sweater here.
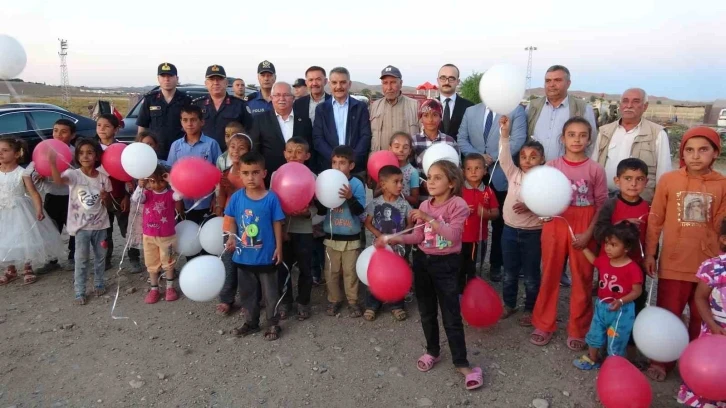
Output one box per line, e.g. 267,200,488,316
646,168,726,282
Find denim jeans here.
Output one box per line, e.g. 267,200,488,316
501,225,542,311
413,250,469,368
74,229,107,298
278,233,314,306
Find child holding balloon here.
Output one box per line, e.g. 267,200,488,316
677,219,726,407
376,160,483,391
530,117,608,350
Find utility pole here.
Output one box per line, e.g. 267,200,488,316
524,46,537,95
58,39,70,106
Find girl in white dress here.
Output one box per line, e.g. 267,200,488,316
0,138,64,285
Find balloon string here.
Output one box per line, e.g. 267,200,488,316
274,261,294,316
110,198,141,325
646,274,657,307
542,216,576,240
1,220,39,263
184,191,215,213
385,222,426,240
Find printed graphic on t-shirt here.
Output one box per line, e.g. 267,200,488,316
239,209,263,248
679,191,711,224
571,179,590,206
373,203,404,234
599,272,625,295
423,216,452,249
77,187,101,210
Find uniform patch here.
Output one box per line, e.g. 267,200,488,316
246,106,252,113
149,106,161,111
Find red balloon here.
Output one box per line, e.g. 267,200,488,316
368,249,412,302
596,356,652,408
32,139,73,177
100,143,133,182
367,150,399,182
270,162,316,213
680,335,726,401
461,278,503,328
169,157,221,199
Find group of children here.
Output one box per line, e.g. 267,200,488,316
2,106,726,402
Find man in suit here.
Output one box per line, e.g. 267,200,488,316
248,81,312,186
438,63,474,139
312,66,371,173
293,66,331,173
458,103,527,282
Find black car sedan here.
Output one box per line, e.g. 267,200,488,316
0,107,97,161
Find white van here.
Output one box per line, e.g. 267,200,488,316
718,108,726,127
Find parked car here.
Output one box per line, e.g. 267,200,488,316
117,85,256,141
0,107,96,162
0,102,68,111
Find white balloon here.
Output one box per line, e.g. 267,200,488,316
0,35,27,80
175,220,202,256
422,143,460,176
179,255,225,302
478,64,526,115
199,217,224,256
633,306,690,362
121,143,158,179
315,169,349,209
356,245,393,285
520,166,572,217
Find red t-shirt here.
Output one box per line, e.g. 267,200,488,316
461,184,499,243
594,254,644,300
603,196,649,264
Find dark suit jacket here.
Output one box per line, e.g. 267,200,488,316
312,96,371,172
439,94,474,140
247,109,312,186
293,93,331,173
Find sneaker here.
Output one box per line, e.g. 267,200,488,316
38,261,60,275
489,267,502,283
165,287,179,302
145,289,161,304
129,260,142,274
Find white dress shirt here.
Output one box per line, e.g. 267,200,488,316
276,110,295,142
440,93,458,119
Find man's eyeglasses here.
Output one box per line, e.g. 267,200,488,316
438,76,458,83
272,93,294,99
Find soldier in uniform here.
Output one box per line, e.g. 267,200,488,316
246,60,276,115
136,62,192,160
192,64,254,149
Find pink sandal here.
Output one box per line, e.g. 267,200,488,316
416,354,441,372
465,367,484,390
530,329,553,346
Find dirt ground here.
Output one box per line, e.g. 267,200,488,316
0,224,688,408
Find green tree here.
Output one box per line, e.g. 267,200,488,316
459,72,483,104
374,91,383,99
361,88,372,99
656,100,662,105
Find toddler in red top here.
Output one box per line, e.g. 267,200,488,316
459,153,499,293
573,223,643,370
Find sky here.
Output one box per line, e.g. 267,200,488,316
4,0,725,101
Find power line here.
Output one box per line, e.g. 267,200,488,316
524,46,537,93
58,39,70,106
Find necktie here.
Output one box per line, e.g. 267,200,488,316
443,98,451,134
483,110,493,144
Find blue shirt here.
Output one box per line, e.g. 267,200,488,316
247,92,273,115
323,176,365,236
332,97,349,146
225,189,285,266
166,133,222,210
528,96,598,161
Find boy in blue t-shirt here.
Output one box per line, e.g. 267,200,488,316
223,152,285,340
315,146,367,318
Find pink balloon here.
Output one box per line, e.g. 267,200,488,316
596,356,652,408
368,249,412,302
461,278,503,328
270,162,315,213
101,143,132,182
680,335,726,401
169,157,221,199
367,150,399,182
32,139,72,177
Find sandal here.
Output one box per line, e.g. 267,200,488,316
297,305,311,321
391,308,408,321
74,296,87,306
363,309,377,321
22,265,37,285
530,329,553,346
216,303,232,316
232,323,261,337
264,325,281,341
326,302,342,317
416,354,441,372
465,367,484,390
566,336,587,351
348,304,363,318
0,267,18,286
573,355,601,370
501,306,517,319
94,287,107,297
645,363,667,382
278,305,290,321
518,312,533,327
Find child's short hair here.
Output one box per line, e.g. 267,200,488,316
135,130,159,144
225,121,244,133
332,145,355,163
561,116,592,141
286,136,310,152
616,158,648,177
54,118,76,134
0,137,28,164
74,138,103,167
180,105,204,120
229,133,253,150
429,160,464,197
463,153,486,167
148,164,168,181
603,222,640,252
97,113,120,128
378,165,402,181
240,151,265,167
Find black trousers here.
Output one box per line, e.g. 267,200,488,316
106,206,140,265
278,233,314,307
44,193,74,260
236,263,279,326
482,185,507,271
185,209,210,260
459,242,481,293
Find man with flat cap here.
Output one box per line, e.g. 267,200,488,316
247,60,276,115
136,62,192,160
292,78,309,100
192,64,254,149
369,65,418,153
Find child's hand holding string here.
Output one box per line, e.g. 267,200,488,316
224,236,236,253
499,116,511,139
